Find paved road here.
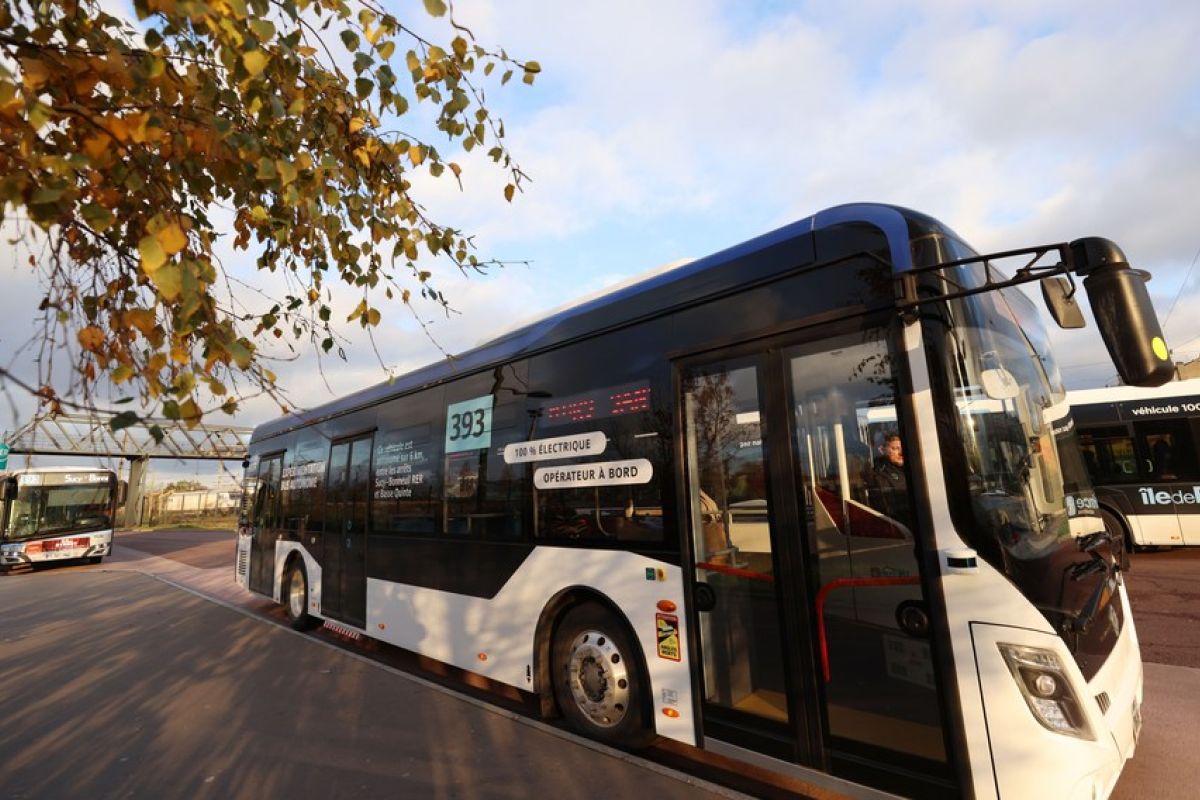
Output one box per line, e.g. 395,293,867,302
0,545,747,800
1122,548,1200,668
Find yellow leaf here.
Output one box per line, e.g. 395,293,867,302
138,235,167,273
408,144,425,166
20,58,50,90
155,222,187,256
353,147,370,167
276,159,297,185
170,345,189,365
83,132,112,161
150,263,183,301
295,46,317,57
77,326,105,352
448,162,462,178
364,25,382,46
242,50,269,77
112,364,134,384
179,398,202,428
366,308,381,326
503,183,515,203
125,309,158,337
349,116,366,134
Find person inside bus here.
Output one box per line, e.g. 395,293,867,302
870,433,909,522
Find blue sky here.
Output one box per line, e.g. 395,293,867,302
2,0,1199,484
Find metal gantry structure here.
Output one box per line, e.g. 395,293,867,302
3,413,254,527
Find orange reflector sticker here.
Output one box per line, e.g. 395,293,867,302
378,623,386,630
478,653,488,662
656,599,677,613
662,708,679,718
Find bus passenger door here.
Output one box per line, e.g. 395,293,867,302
249,454,283,596
680,353,820,765
784,330,952,793
322,435,372,627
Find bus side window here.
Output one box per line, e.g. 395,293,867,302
1134,420,1199,481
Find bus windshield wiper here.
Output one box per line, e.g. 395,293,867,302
1068,557,1107,581
1076,530,1112,554
1067,558,1117,633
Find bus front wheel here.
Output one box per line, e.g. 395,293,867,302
285,561,320,631
551,603,654,749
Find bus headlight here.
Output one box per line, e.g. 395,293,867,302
998,643,1095,740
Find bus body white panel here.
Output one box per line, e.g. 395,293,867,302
366,546,696,745
274,541,324,613
1125,512,1187,546
971,612,1140,800
0,529,112,566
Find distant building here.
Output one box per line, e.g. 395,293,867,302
1178,356,1200,380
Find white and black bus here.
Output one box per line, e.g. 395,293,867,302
236,203,1172,799
1,467,122,568
1070,378,1200,548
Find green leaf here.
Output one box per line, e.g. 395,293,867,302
340,30,360,52
150,262,183,301
249,19,275,41
355,77,373,99
423,0,448,16
109,410,141,432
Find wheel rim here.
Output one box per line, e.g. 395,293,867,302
288,569,306,618
564,628,630,728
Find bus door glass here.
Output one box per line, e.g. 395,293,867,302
1134,419,1199,544
250,454,283,595
682,355,802,760
785,330,949,773
323,434,373,626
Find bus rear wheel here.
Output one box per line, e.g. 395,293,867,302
551,604,654,749
285,561,320,631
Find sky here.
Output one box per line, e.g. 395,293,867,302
2,0,1199,485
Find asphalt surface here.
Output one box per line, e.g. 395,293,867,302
1121,548,1200,668
0,549,745,800
2,528,1196,799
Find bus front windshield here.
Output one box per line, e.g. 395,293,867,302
924,242,1122,678
3,483,113,541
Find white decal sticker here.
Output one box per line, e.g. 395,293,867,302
533,458,653,489
503,432,607,464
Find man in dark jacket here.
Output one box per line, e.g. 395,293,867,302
871,433,909,522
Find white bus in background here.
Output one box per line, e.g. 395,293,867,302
1069,378,1200,548
0,467,123,568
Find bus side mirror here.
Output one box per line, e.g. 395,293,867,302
1040,277,1086,329
117,480,128,505
1072,237,1174,388
1,477,15,501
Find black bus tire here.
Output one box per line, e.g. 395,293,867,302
552,603,655,749
285,561,320,631
87,556,103,565
1100,508,1134,567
